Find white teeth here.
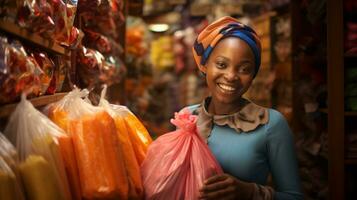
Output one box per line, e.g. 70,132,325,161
218,84,236,92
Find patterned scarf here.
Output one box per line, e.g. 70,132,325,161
192,16,261,77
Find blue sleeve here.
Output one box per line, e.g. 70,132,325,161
266,110,303,200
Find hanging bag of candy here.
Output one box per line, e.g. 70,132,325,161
4,94,72,200
99,85,144,199
48,88,129,199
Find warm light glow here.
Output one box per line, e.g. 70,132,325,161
149,24,169,32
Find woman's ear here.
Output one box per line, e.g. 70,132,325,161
200,65,207,74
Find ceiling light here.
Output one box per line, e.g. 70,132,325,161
149,24,169,32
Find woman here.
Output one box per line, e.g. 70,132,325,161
185,16,303,200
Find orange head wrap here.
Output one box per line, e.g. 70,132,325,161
192,16,261,77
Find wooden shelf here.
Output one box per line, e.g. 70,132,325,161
318,108,357,116
0,93,67,118
345,111,357,116
344,53,357,58
0,20,67,55
319,108,328,113
345,158,357,165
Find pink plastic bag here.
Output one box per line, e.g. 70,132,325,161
141,109,223,200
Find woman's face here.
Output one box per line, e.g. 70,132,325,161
202,37,255,109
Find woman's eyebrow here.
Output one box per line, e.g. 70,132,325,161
216,56,253,64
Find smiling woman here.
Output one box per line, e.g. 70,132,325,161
180,16,303,200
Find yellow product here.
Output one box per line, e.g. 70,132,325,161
19,155,64,200
0,170,17,200
30,134,71,200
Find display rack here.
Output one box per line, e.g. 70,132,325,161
0,93,68,118
0,20,70,127
0,20,67,55
327,0,357,199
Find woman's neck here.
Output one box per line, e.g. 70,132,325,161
206,97,246,115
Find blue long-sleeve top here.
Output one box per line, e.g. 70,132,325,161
186,104,303,200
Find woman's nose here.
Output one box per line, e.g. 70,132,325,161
224,69,239,82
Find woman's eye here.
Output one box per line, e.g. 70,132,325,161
239,66,252,74
216,62,226,68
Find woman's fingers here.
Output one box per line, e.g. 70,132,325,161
200,186,236,199
204,174,228,185
201,179,228,192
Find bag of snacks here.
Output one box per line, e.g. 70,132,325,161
4,94,72,200
48,88,129,199
99,85,144,199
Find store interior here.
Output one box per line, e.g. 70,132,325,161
0,0,356,199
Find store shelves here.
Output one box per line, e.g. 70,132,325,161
0,20,67,55
345,111,357,116
0,93,67,118
319,108,357,116
345,158,357,165
345,53,357,58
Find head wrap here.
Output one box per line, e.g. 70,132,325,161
192,16,261,77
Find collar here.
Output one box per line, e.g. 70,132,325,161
193,97,269,142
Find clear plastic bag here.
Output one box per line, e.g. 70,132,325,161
4,94,71,200
0,133,25,200
48,88,129,199
99,85,144,199
97,86,152,166
141,109,223,200
0,157,19,200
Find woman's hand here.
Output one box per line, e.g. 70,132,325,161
199,174,255,200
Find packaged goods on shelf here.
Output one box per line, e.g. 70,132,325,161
0,36,43,104
4,94,71,200
77,46,126,89
16,0,81,47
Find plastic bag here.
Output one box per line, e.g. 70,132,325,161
48,88,129,199
0,157,19,200
4,94,71,200
45,89,85,200
98,87,152,165
0,133,25,200
99,85,144,199
141,109,223,200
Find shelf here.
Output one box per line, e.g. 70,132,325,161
345,111,357,116
318,108,357,116
344,53,357,58
319,108,328,113
345,158,357,165
0,20,67,55
0,93,67,118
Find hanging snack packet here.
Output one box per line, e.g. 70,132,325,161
141,109,223,200
48,88,129,199
4,94,71,200
99,85,143,199
97,86,152,166
46,88,89,200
